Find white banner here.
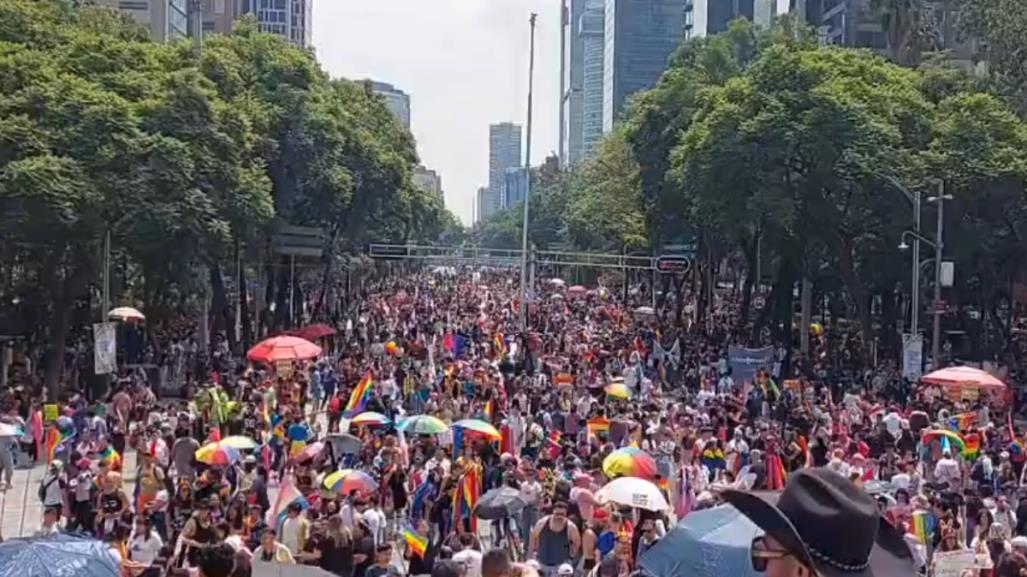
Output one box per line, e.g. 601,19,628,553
93,322,117,375
902,333,923,380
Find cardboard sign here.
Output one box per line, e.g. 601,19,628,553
934,549,991,577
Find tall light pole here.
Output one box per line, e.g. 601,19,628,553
928,180,952,366
518,13,537,331
899,180,950,368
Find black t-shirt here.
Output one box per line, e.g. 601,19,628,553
353,536,375,577
407,542,436,576
319,537,354,577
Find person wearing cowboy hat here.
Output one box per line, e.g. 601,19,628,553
722,468,914,577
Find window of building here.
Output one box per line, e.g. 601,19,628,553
118,1,149,10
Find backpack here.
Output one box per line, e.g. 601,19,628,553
38,475,57,503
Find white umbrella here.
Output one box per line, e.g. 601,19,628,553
596,477,669,512
0,422,22,437
548,278,566,286
108,306,145,322
634,306,655,316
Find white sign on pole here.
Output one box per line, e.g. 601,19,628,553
94,322,117,375
902,333,923,380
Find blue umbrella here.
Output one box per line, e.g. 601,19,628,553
639,505,763,577
287,423,311,442
0,535,120,577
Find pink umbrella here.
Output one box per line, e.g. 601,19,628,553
567,285,588,297
921,366,1006,389
247,336,322,363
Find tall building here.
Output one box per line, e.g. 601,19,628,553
199,0,243,36
686,0,793,40
98,0,190,42
368,81,412,131
602,0,686,134
239,0,312,47
559,0,586,168
475,187,490,224
412,166,443,200
581,0,606,158
486,123,522,220
502,167,529,208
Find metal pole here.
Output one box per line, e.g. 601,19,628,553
290,254,296,328
102,229,110,319
755,226,761,294
911,190,921,334
518,12,537,332
932,181,945,365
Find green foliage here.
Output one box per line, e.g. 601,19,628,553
955,0,1027,113
0,0,459,391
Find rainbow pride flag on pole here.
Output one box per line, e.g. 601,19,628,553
911,511,934,544
266,479,309,530
344,371,373,416
403,524,428,558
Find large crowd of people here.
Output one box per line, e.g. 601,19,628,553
0,267,1023,577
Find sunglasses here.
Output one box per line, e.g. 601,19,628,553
751,537,795,572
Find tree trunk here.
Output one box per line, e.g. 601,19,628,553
237,239,252,351
737,234,757,334
674,274,687,328
209,263,236,351
43,262,90,399
834,236,872,361
312,224,342,322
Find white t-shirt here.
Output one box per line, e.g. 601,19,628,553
453,549,483,577
129,533,164,566
280,516,306,554
363,508,386,546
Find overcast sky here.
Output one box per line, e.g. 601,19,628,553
311,1,562,226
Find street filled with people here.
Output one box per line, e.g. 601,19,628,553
1,267,1023,577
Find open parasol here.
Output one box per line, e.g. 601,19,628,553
324,469,378,495
247,335,322,363
596,476,668,512
453,419,501,441
351,412,392,427
921,429,966,451
603,447,658,479
108,306,145,323
398,415,449,435
921,366,1006,389
290,323,337,341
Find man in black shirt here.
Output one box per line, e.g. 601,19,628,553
352,521,377,577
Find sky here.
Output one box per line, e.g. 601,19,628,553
311,1,562,226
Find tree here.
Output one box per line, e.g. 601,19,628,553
955,0,1027,113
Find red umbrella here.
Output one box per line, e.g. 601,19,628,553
921,366,1006,389
247,336,321,363
291,323,337,341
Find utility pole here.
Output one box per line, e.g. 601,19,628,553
929,180,950,366
910,189,921,335
518,12,537,332
102,229,110,320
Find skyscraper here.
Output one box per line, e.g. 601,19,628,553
602,0,686,133
412,166,443,201
200,0,244,36
559,0,586,168
502,167,529,208
580,0,606,158
475,187,490,224
98,0,189,42
685,0,792,40
239,0,312,47
486,123,522,220
368,81,412,131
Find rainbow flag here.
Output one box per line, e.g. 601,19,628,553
951,413,976,432
911,511,934,544
587,417,611,438
546,430,563,460
345,371,373,415
555,373,574,386
452,466,481,532
101,446,121,470
962,433,981,459
44,427,65,463
403,525,428,558
483,400,494,420
266,479,309,530
493,333,506,357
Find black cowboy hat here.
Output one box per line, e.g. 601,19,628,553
722,468,914,577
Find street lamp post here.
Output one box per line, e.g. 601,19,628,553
518,13,537,332
898,180,950,368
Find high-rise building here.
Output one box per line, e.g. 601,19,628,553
686,0,793,40
486,123,522,220
239,0,312,47
98,0,190,42
501,167,529,208
199,0,243,36
475,187,490,224
602,0,686,134
559,0,586,168
367,81,412,131
580,0,606,158
412,166,443,200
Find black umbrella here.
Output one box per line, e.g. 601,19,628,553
327,433,362,455
474,487,527,520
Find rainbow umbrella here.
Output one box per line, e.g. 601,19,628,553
453,419,501,441
398,415,450,435
351,412,392,427
324,469,378,495
921,429,966,452
603,447,658,479
220,435,258,450
604,382,632,399
195,441,242,466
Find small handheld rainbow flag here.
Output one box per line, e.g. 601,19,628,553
493,333,506,358
483,400,494,419
403,525,428,558
911,511,934,544
101,446,121,470
345,371,374,415
587,417,611,437
44,427,66,463
546,430,563,460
